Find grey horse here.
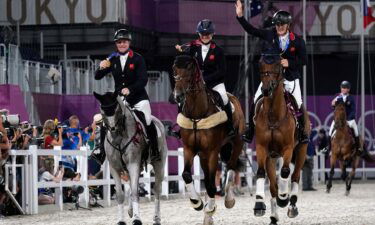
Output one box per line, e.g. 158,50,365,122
94,92,167,225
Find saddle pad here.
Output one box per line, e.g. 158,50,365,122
177,111,228,129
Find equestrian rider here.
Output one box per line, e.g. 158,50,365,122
175,19,235,136
235,0,308,144
91,29,159,164
326,81,362,153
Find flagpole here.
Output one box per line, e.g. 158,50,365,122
360,0,365,139
244,0,249,126
303,0,307,107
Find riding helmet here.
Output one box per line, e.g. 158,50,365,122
196,19,215,34
340,80,351,89
272,10,292,25
114,29,132,42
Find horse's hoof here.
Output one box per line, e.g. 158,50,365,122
190,198,203,211
132,220,142,225
276,195,289,208
254,202,266,217
270,216,278,225
287,205,299,218
128,208,133,217
153,223,161,225
224,198,235,209
326,188,331,194
345,190,350,196
117,222,126,225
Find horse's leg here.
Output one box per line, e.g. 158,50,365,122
224,136,243,209
340,160,347,181
110,167,127,225
345,157,359,196
254,145,267,217
326,153,337,193
288,143,307,218
151,160,165,225
266,157,279,225
277,145,294,208
200,149,219,225
182,146,202,210
128,162,142,225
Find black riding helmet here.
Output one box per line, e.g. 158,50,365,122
272,10,292,25
340,80,351,89
196,19,215,34
114,29,132,42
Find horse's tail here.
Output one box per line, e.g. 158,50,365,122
360,145,375,163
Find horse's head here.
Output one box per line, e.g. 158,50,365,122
172,55,203,105
333,99,347,127
93,91,124,132
259,54,283,97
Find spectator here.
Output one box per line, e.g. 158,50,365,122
317,128,328,152
42,119,63,149
0,116,10,158
302,129,317,191
38,158,64,205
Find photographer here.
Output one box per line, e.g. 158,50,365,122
0,116,11,157
42,119,63,149
38,158,64,205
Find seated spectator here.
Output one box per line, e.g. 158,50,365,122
0,116,10,159
38,158,64,205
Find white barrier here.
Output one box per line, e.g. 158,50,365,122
5,146,375,215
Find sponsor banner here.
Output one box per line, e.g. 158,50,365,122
0,0,125,25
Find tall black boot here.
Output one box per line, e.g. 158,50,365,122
147,123,160,161
224,103,235,137
89,125,107,165
354,136,362,152
297,106,309,144
242,103,255,143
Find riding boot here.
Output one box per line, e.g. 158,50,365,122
297,107,309,144
242,103,255,143
89,125,107,165
354,136,362,152
147,123,160,161
224,102,235,137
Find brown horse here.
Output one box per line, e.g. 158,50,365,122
173,55,245,225
253,55,310,225
326,100,374,195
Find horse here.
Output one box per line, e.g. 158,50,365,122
252,55,310,225
326,100,375,196
173,55,246,225
93,92,167,225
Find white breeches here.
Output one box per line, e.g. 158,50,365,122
212,83,229,105
254,79,303,109
125,99,152,125
329,119,359,137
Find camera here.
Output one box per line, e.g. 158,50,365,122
0,112,20,128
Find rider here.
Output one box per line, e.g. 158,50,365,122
91,28,160,164
326,81,362,153
235,0,308,144
175,19,235,136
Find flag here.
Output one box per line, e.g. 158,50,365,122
250,0,263,18
363,0,375,29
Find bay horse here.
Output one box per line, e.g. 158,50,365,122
326,100,375,195
253,54,310,225
94,92,167,225
173,55,245,225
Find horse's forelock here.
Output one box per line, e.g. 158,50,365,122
174,55,194,69
260,54,281,65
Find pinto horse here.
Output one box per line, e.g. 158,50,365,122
253,55,310,225
326,100,375,196
173,55,245,225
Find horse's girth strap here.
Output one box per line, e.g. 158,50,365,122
177,111,228,129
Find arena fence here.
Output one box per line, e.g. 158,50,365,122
4,146,375,215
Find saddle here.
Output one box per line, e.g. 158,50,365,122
132,110,159,139
254,92,299,126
